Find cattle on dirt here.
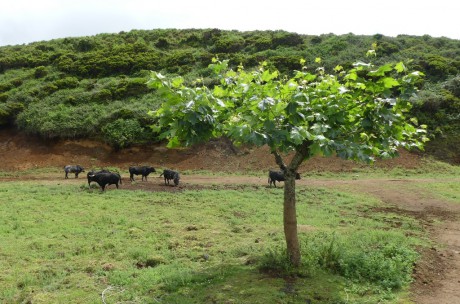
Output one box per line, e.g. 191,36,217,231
268,170,301,187
160,169,180,186
87,169,112,186
87,172,122,191
129,166,156,181
64,165,84,179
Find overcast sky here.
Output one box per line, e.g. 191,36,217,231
1,0,459,46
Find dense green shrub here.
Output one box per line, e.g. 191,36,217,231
0,92,8,102
213,34,245,53
443,74,460,97
0,82,13,93
54,76,79,89
16,103,104,138
101,118,146,149
272,31,304,47
0,101,24,125
0,104,11,125
34,66,47,78
165,50,196,73
420,54,457,81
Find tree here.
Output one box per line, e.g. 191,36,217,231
147,54,428,267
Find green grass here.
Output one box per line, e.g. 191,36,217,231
413,181,460,203
0,180,429,303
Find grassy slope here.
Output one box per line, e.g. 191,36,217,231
1,30,459,156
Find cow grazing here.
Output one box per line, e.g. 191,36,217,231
268,170,301,188
64,165,85,179
129,166,156,181
87,172,122,191
160,169,180,186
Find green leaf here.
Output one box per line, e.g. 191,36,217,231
345,72,357,81
150,124,162,133
395,62,406,73
186,112,198,125
290,128,304,145
382,77,400,88
166,136,181,148
366,50,376,57
249,131,267,146
286,101,299,116
258,98,275,111
263,120,276,132
273,101,287,114
262,70,278,82
334,65,343,72
171,77,184,88
368,64,393,76
360,132,369,141
213,86,226,97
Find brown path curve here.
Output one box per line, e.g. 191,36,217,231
2,173,459,303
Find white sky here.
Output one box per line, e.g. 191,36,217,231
1,0,459,46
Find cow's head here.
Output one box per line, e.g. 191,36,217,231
173,173,180,186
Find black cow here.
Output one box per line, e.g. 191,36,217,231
129,166,156,181
64,165,84,179
268,170,301,188
160,169,180,186
87,169,111,186
87,172,122,191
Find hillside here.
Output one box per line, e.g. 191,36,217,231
1,29,459,160
0,127,422,172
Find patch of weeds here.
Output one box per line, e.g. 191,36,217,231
258,245,311,278
301,231,419,290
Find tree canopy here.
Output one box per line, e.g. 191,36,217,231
149,56,427,162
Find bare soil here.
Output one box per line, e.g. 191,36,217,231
1,128,459,303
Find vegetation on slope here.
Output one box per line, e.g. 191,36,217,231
0,29,459,155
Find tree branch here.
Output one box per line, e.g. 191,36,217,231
271,149,287,172
289,140,312,171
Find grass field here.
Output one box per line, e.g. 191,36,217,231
0,173,437,303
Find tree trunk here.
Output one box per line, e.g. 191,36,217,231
272,141,311,267
283,172,301,266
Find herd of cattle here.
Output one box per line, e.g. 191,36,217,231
64,165,300,191
64,165,180,191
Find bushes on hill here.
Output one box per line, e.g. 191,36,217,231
0,29,459,152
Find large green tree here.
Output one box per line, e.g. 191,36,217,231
147,54,427,266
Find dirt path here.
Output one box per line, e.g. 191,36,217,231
3,172,459,303
302,178,460,304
